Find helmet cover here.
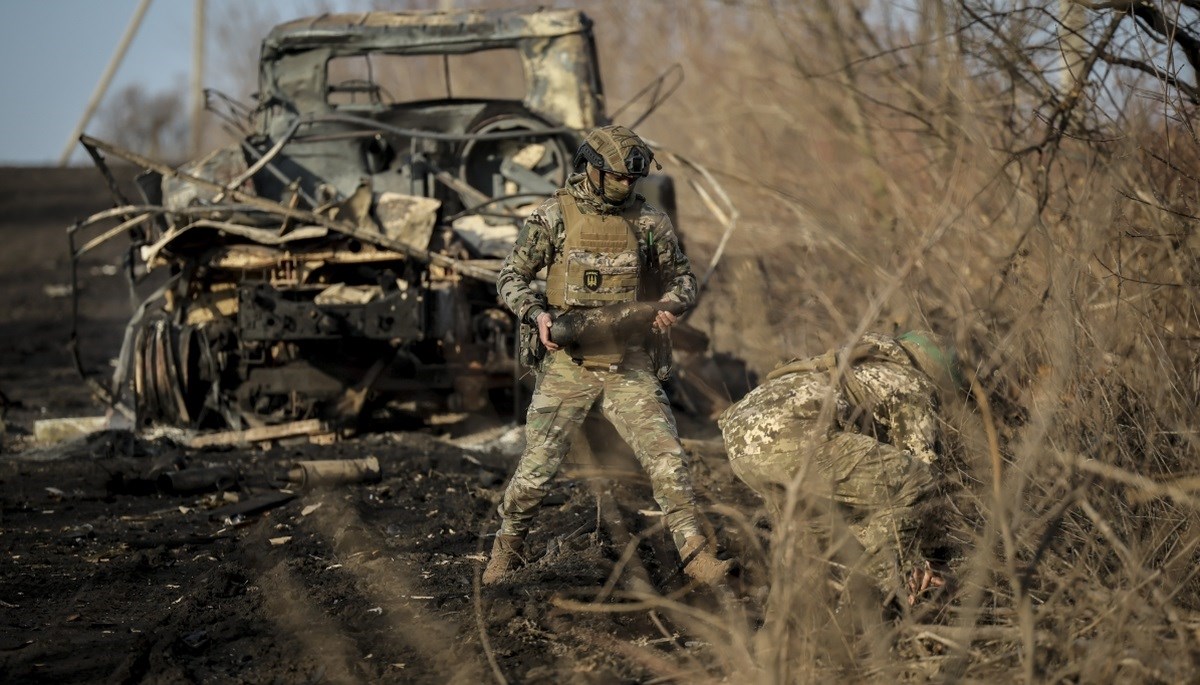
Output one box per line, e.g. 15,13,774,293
574,125,655,177
897,330,963,390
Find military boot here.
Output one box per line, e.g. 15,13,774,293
482,534,525,585
680,535,733,586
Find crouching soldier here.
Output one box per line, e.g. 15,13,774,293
483,125,731,586
718,331,959,607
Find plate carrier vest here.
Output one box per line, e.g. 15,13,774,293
545,191,646,367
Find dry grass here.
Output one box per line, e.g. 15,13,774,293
190,1,1200,680
577,2,1200,681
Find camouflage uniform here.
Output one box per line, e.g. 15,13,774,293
495,173,702,550
718,333,941,591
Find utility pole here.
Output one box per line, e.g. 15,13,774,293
58,0,154,166
1059,0,1089,93
191,0,207,158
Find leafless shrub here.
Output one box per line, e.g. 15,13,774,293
95,83,189,163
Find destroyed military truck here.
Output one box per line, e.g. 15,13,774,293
68,8,717,432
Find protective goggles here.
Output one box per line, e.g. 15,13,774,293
574,142,653,178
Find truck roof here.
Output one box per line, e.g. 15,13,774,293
262,8,593,58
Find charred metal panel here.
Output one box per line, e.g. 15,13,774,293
258,9,602,132
237,284,422,341
262,10,592,57
518,31,602,130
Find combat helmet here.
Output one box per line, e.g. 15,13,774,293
574,124,659,178
896,330,962,391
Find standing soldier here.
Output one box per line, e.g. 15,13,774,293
483,125,731,586
718,331,959,606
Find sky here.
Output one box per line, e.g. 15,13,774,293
0,0,364,166
1,1,198,165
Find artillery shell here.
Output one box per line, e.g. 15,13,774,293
287,456,382,488
549,301,684,346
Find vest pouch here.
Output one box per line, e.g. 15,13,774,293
648,329,674,381
562,249,640,308
518,321,545,369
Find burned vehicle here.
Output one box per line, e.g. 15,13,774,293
68,8,700,432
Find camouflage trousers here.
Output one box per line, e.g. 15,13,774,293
497,349,701,550
728,429,936,595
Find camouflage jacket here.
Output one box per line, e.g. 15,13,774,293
719,334,941,470
497,173,697,325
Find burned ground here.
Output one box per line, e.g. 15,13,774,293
0,166,766,684
1,428,761,684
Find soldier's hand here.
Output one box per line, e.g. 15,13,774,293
652,308,678,332
907,560,949,606
537,311,560,351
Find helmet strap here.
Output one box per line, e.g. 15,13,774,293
597,168,612,203
585,165,610,203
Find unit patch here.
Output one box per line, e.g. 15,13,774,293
583,269,602,291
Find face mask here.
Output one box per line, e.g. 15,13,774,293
601,173,635,202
